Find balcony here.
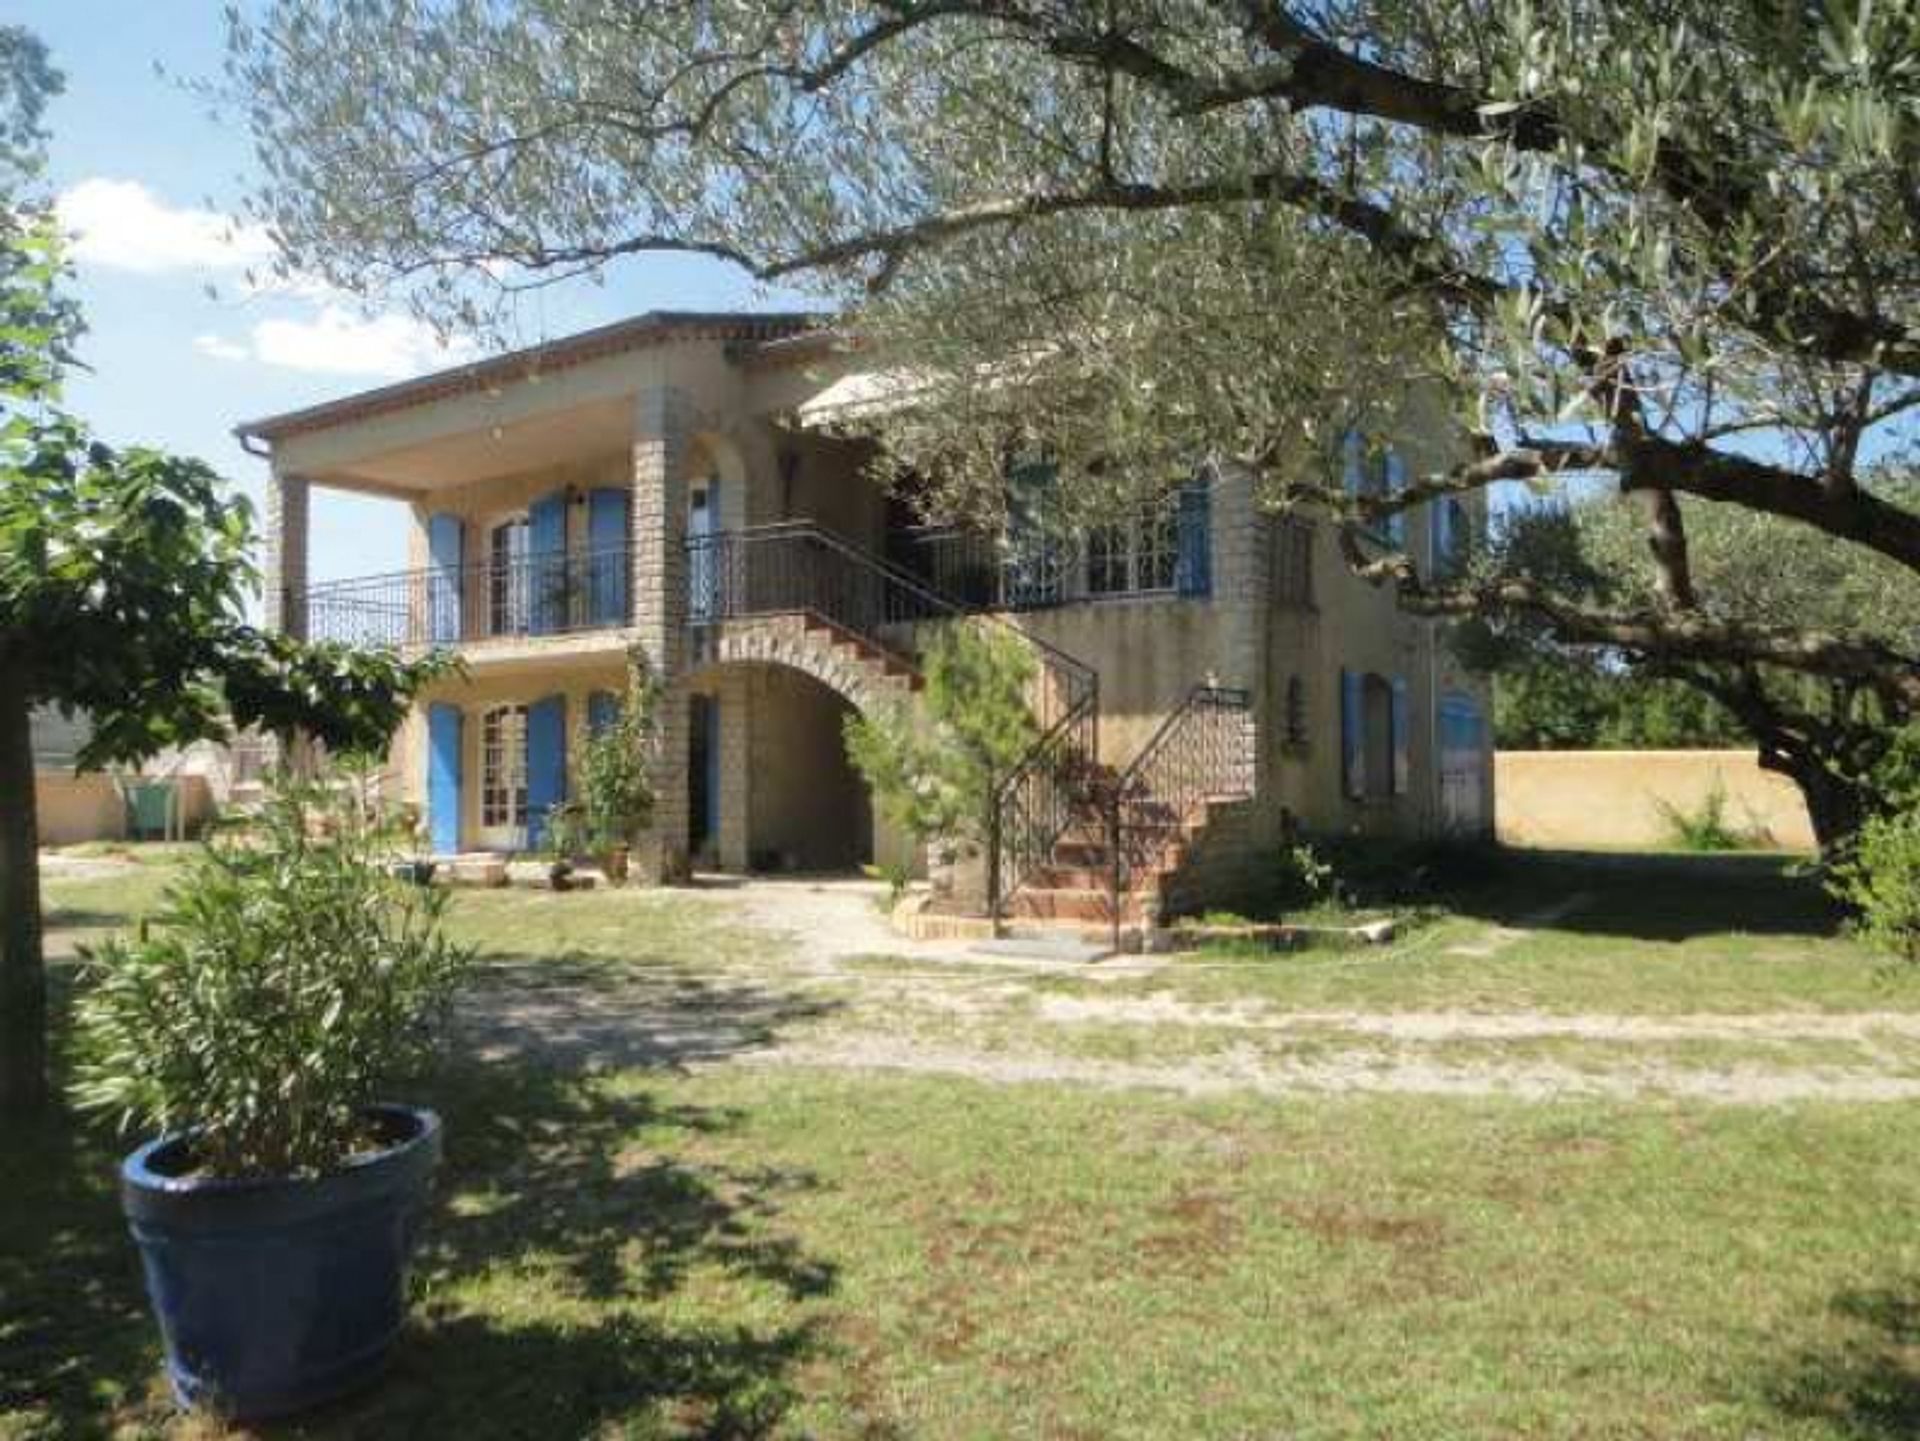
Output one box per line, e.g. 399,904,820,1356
301,544,632,650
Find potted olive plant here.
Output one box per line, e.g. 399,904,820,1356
72,772,470,1421
578,650,659,885
540,801,590,891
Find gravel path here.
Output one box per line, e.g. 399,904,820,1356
745,1036,1920,1104
456,877,1920,1106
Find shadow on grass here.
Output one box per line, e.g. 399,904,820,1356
459,950,844,1073
1768,1281,1920,1437
1433,848,1843,943
0,1108,159,1439
278,1059,836,1437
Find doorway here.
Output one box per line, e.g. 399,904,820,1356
688,692,720,863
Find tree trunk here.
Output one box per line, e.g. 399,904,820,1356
0,684,48,1114
1756,743,1871,858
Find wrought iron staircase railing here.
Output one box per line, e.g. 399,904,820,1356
687,521,1099,920
1108,684,1257,906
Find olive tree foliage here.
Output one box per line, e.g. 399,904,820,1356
1464,487,1920,846
228,2,1920,812
0,24,61,198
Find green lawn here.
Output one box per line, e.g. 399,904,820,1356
8,849,1920,1439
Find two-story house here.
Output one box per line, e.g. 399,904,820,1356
237,310,1491,927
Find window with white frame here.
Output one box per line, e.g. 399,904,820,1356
1085,496,1179,597
488,516,530,635
480,704,528,829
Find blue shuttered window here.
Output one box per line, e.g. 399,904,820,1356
1384,451,1409,549
427,703,463,853
1175,472,1213,598
587,488,630,624
525,694,568,847
528,490,568,634
427,514,464,644
1340,668,1366,801
1341,431,1365,498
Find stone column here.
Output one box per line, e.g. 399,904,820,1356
264,469,310,639
260,469,313,775
1208,463,1270,834
631,388,693,882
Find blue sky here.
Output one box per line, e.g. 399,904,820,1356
18,2,800,585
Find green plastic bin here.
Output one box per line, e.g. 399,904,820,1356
125,781,176,841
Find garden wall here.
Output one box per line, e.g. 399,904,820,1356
1494,750,1816,853
34,773,216,847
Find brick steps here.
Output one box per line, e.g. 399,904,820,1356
1004,796,1242,926
801,615,924,690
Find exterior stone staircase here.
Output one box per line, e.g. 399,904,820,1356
1002,688,1257,933
690,522,1254,937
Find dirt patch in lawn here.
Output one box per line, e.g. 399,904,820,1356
743,1035,1920,1104
1031,995,1920,1045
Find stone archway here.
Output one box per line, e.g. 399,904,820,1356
684,654,905,875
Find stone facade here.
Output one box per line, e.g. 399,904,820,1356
243,313,1493,916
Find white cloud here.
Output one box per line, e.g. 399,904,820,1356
192,333,251,363
61,177,478,382
55,178,277,277
197,306,479,381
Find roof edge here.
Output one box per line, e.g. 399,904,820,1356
235,310,830,445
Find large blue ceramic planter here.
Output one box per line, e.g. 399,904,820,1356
120,1104,441,1421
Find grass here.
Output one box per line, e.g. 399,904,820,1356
1159,850,1920,1016
10,846,1920,1438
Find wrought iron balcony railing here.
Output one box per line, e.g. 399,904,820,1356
300,544,631,649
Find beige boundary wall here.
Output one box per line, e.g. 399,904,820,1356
34,773,216,848
1495,750,1816,853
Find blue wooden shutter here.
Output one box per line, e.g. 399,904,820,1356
427,514,464,644
1340,668,1366,800
1341,431,1365,498
427,703,462,853
1385,451,1409,548
1433,495,1455,577
526,694,568,847
528,489,568,634
1391,676,1411,796
587,488,630,624
587,689,620,737
1175,473,1212,598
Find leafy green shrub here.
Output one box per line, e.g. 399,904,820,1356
1828,810,1920,962
72,774,471,1178
1656,779,1748,852
844,623,1037,854
1277,841,1340,909
861,860,914,912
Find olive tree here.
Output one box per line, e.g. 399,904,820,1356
226,2,1920,845
1465,485,1920,845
